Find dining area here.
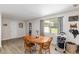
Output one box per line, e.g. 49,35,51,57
23,35,53,54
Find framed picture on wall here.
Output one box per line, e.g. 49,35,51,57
3,24,7,26
19,23,23,28
70,23,77,28
69,16,78,21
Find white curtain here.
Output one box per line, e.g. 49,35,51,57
58,17,63,33
40,20,44,36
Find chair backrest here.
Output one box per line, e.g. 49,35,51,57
23,36,35,47
23,37,31,45
24,35,35,42
42,39,52,49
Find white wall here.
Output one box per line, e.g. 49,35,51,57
2,18,11,40
26,9,79,44
26,20,40,36
2,18,26,40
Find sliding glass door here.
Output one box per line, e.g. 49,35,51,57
40,17,63,36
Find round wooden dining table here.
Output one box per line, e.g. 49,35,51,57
24,35,51,43
24,35,52,53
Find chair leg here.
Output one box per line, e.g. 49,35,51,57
24,43,26,53
29,50,32,54
28,47,31,54
49,49,50,54
25,49,26,54
45,50,47,54
39,48,42,54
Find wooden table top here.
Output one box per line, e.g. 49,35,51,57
24,35,51,44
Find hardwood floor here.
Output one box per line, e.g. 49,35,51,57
0,38,61,54
0,38,24,54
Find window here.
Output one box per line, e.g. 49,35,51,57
44,18,62,34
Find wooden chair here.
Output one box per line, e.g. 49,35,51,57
23,37,35,53
39,38,52,54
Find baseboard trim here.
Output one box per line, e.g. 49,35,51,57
2,37,24,41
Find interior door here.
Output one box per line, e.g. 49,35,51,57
2,20,11,40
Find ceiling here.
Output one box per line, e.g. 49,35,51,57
0,4,79,20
